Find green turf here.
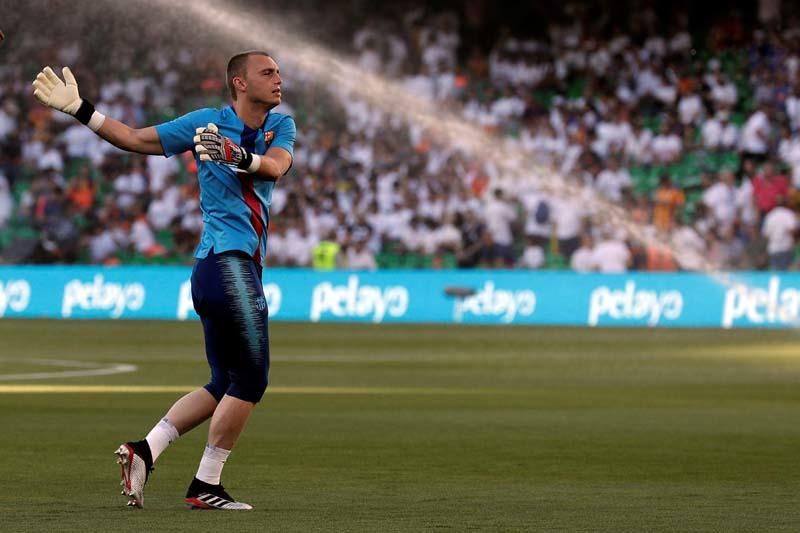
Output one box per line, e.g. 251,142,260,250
1,320,800,532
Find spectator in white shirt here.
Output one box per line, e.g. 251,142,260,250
517,236,545,269
702,110,739,151
357,36,383,73
266,225,288,267
626,120,654,164
146,154,179,194
669,28,692,54
285,222,316,267
672,223,707,271
595,110,633,157
708,224,745,270
399,215,423,254
595,158,632,202
570,234,596,272
709,72,738,108
678,90,703,126
652,75,678,107
762,197,798,270
740,104,772,159
39,144,65,172
490,87,526,120
521,190,552,247
645,35,667,58
61,123,97,158
552,196,586,258
786,80,800,131
777,125,800,187
147,193,178,230
130,211,165,257
484,189,517,263
592,235,631,273
702,170,738,226
88,222,127,264
651,122,683,164
433,212,462,253
736,172,759,226
115,160,148,210
0,172,12,228
346,239,377,270
0,100,17,141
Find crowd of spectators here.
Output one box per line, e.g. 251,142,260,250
3,2,800,272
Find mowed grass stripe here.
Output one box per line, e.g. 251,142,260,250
0,384,502,394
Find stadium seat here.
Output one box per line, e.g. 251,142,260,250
544,252,567,270
64,157,90,180
12,180,30,205
642,115,660,133
403,253,425,269
440,254,458,269
0,227,12,251
156,229,174,249
376,252,402,269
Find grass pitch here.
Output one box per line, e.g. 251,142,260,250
1,320,800,532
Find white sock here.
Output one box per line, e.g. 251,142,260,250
196,444,231,485
145,418,179,463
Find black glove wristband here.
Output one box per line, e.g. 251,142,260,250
237,148,254,170
74,99,96,125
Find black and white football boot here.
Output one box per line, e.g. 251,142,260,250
185,477,253,510
114,440,153,508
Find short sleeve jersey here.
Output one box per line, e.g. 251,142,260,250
155,106,296,261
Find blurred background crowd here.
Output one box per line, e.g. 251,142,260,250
1,0,799,272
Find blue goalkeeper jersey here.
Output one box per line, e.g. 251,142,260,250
155,106,296,262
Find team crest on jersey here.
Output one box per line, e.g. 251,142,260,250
264,131,274,144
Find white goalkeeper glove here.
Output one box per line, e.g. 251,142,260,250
194,123,261,173
31,66,105,131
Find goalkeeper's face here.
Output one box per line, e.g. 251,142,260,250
243,55,282,108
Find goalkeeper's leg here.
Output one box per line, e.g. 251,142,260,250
115,389,218,508
184,250,269,510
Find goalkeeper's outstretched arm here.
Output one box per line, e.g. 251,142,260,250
32,66,164,156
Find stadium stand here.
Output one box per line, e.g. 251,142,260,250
2,1,800,271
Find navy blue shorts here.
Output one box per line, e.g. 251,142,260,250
191,250,269,403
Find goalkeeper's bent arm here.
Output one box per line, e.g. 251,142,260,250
193,123,293,181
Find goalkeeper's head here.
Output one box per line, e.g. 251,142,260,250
227,51,282,108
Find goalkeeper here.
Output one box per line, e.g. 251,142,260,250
32,51,295,510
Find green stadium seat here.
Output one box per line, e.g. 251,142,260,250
679,175,703,189
12,180,31,205
566,78,584,99
730,111,745,126
156,229,174,248
630,165,662,194
629,166,647,181
12,226,38,241
76,247,91,263
440,254,458,269
64,157,90,180
533,90,554,108
642,115,660,133
720,152,740,171
0,227,13,251
544,252,567,270
403,253,425,269
376,252,402,269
